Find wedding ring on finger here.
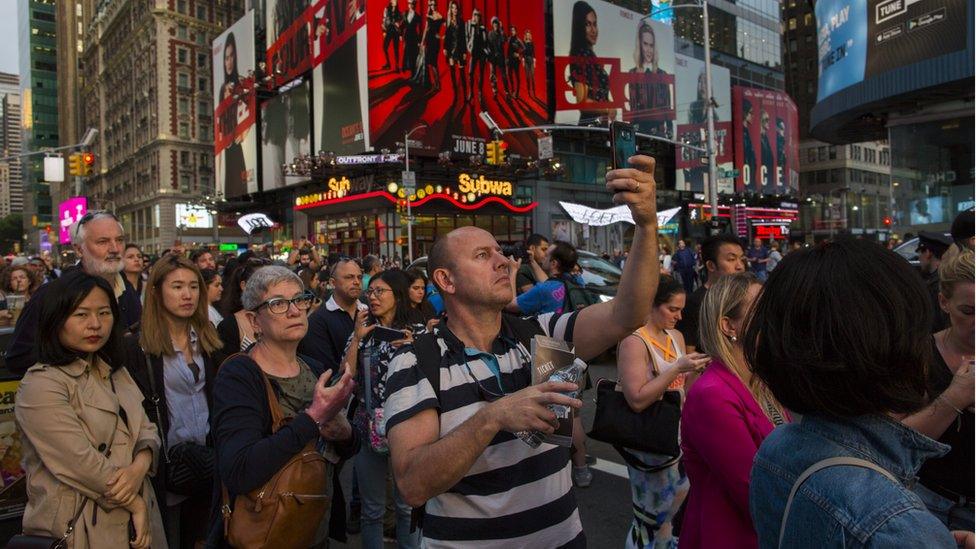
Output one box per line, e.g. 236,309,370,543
633,181,641,193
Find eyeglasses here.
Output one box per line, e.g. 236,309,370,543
364,287,392,297
76,210,120,228
251,291,316,314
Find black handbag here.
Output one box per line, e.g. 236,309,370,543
587,378,682,466
6,499,87,549
144,354,215,496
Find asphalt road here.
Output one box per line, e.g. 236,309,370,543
336,360,634,548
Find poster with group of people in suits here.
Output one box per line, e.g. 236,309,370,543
732,86,799,195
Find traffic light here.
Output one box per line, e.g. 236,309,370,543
883,216,892,227
81,152,96,175
485,140,507,165
67,153,83,176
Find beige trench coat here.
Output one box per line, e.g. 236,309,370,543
15,357,168,549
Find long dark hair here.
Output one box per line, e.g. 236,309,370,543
218,256,272,316
37,270,125,370
368,269,424,330
406,268,437,321
569,1,596,56
223,31,240,85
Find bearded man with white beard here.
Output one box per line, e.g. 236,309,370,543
5,211,143,374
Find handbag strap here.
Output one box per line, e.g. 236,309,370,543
143,353,168,457
614,445,682,474
777,456,898,548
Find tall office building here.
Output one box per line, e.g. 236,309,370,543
77,0,244,252
18,0,59,251
0,80,24,217
782,0,893,241
52,0,87,212
1,72,24,217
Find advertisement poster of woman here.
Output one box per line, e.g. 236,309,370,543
553,0,675,133
212,11,258,199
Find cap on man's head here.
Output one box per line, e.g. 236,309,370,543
10,256,28,267
916,231,953,258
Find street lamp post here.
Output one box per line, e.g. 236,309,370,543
403,123,428,264
646,1,720,230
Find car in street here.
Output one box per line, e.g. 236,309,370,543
407,249,621,303
893,238,920,267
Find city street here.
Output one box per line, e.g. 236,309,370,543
335,360,636,548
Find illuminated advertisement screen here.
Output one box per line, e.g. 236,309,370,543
262,81,312,190
57,196,88,245
213,10,258,198
732,86,799,195
673,54,732,195
816,0,968,100
266,0,313,87
552,0,676,139
366,0,551,156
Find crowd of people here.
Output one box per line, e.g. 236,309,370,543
2,164,973,549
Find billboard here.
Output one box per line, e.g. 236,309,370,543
673,54,733,194
175,204,215,229
312,0,369,155
552,0,675,138
262,81,312,190
58,197,87,245
214,10,258,199
816,0,968,100
366,0,550,156
266,0,314,88
732,87,799,195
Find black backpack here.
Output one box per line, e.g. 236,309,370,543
559,276,598,312
408,314,543,531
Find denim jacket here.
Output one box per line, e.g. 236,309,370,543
750,414,956,548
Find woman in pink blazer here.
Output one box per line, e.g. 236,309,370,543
679,273,790,549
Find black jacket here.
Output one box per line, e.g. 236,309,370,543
5,267,142,375
297,302,358,375
206,353,358,546
123,333,219,521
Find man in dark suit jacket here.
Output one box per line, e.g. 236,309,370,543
401,0,423,74
5,211,142,374
742,99,757,189
760,109,774,190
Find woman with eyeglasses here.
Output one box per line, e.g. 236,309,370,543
339,270,424,549
201,268,224,327
123,256,223,547
15,270,165,548
215,257,271,365
210,266,357,546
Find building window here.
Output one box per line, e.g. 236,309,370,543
818,146,827,161
178,25,188,39
196,5,207,20
198,77,207,92
178,97,189,115
180,151,190,165
177,48,188,64
177,0,187,14
177,72,190,89
180,173,191,193
788,18,797,30
197,53,207,67
829,146,837,160
789,39,798,53
179,122,190,139
804,13,813,26
807,148,817,163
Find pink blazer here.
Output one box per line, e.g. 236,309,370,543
679,359,787,549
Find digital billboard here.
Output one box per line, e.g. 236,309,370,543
266,0,314,88
816,0,968,100
58,197,87,245
262,81,312,191
673,54,733,195
552,0,675,138
732,87,799,195
366,0,551,156
312,0,369,155
213,10,258,199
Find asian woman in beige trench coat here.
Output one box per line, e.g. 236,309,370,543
14,270,167,548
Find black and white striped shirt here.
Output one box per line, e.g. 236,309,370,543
384,312,585,548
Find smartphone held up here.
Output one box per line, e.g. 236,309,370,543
610,121,638,172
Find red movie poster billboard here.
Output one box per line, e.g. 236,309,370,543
732,86,799,195
214,11,258,198
367,0,550,156
552,0,676,139
266,0,314,88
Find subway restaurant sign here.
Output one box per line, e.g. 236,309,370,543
296,173,515,209
456,174,513,197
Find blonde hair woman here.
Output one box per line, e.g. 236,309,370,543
679,272,788,549
123,254,223,547
903,248,974,530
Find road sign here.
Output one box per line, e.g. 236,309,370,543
538,135,554,159
402,170,416,191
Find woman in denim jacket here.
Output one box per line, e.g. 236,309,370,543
744,239,972,548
